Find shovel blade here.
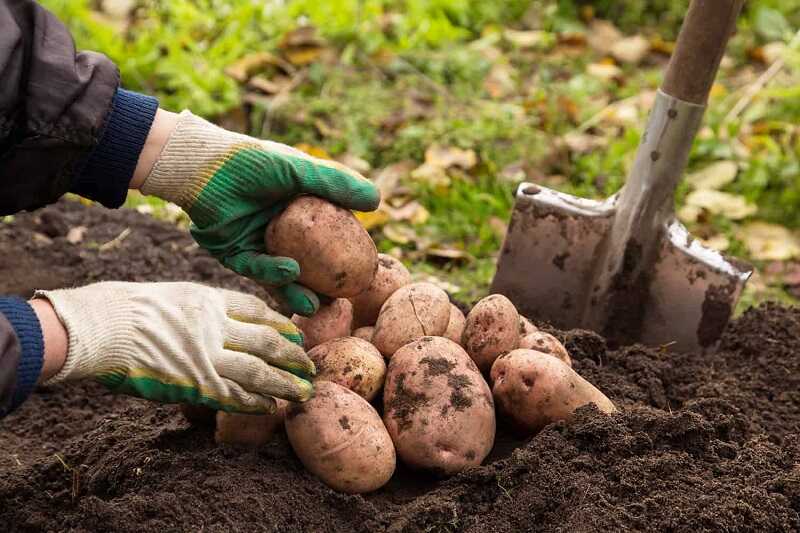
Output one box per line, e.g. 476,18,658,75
491,184,614,329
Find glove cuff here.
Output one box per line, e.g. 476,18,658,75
34,285,138,385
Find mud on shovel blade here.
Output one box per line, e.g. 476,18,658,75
491,0,751,352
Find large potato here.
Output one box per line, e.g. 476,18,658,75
286,381,396,493
308,337,386,401
443,304,466,345
372,283,450,357
519,331,572,367
266,196,378,298
215,400,288,447
350,254,411,328
352,326,374,343
462,294,520,373
383,337,495,476
292,298,353,349
491,349,616,435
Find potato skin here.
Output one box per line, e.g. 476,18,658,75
292,298,353,349
307,337,386,401
352,326,374,343
350,254,411,328
491,349,616,435
519,331,572,367
266,196,378,298
519,316,538,336
215,400,288,447
383,337,495,476
443,304,466,345
372,283,451,358
462,294,520,373
286,381,396,493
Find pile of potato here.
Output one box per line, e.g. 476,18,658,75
185,196,616,494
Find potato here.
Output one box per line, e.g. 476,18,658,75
214,400,288,447
519,331,572,367
462,294,520,373
180,404,216,427
352,326,374,343
308,337,386,401
443,304,466,345
383,337,495,476
350,254,411,328
266,196,378,298
286,381,396,493
292,298,353,349
372,283,451,357
519,316,538,336
490,349,616,435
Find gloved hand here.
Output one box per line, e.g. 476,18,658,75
35,282,314,413
140,111,380,316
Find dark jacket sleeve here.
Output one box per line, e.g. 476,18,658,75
0,298,44,419
0,0,158,215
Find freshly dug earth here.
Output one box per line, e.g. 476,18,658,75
2,200,800,532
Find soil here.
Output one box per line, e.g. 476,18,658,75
2,200,800,532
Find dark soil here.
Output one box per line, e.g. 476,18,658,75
2,200,800,532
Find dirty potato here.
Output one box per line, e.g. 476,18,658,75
308,337,386,401
350,254,411,328
292,298,353,349
490,349,616,435
214,400,288,447
352,326,374,343
519,316,538,336
519,331,572,367
372,283,451,358
462,294,520,372
266,196,378,298
383,337,495,476
443,304,466,345
286,381,396,493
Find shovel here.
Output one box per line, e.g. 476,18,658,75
491,0,751,352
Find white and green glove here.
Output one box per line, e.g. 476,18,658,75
141,111,380,317
35,282,314,413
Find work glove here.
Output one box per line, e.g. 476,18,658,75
35,282,314,413
140,111,380,316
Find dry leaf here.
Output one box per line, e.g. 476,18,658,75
411,163,450,187
293,143,332,160
484,63,517,99
587,62,622,81
562,132,607,154
499,161,526,183
739,222,800,261
682,190,757,221
373,161,415,199
354,210,390,231
279,26,324,48
424,144,478,170
225,52,286,82
425,247,474,262
699,234,730,252
336,153,371,175
610,35,650,64
314,118,343,139
247,75,290,95
385,201,430,225
686,161,739,191
66,226,89,245
383,224,418,245
503,29,550,49
586,20,623,55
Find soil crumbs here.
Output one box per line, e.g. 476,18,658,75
2,200,800,533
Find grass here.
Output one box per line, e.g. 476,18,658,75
42,0,800,307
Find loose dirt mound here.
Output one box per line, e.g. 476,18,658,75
1,201,799,532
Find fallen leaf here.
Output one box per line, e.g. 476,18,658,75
336,153,371,175
587,62,622,81
499,161,526,183
739,222,800,261
225,52,287,82
762,42,787,64
354,210,390,231
313,118,343,139
279,26,324,48
610,35,650,64
686,161,739,190
562,132,607,154
699,234,730,252
682,190,757,221
373,161,416,199
247,75,290,94
293,143,332,160
383,224,418,245
385,201,430,225
425,247,474,262
413,274,462,294
649,35,675,55
424,144,478,170
503,29,551,49
66,226,88,245
284,48,324,66
100,0,135,19
410,163,450,187
586,20,623,55
484,63,517,99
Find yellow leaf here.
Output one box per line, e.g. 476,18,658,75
739,222,800,261
424,144,478,170
293,143,331,160
503,29,551,49
686,161,739,191
225,52,285,82
383,224,417,245
587,62,622,81
684,190,756,220
354,209,390,231
610,35,650,64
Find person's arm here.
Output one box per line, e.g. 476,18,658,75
0,0,157,215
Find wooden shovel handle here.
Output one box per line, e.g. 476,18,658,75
661,0,744,104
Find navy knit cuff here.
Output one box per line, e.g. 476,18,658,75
71,88,159,208
0,298,44,411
